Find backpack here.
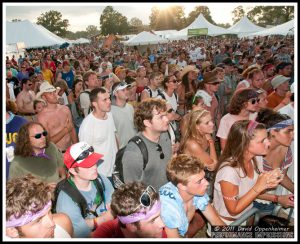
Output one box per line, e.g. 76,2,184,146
112,136,148,189
144,86,178,102
52,175,105,218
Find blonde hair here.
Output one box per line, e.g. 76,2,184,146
179,108,210,153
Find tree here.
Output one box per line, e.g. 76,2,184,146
100,6,129,35
247,6,294,27
129,17,143,27
37,10,69,37
186,6,215,26
86,25,98,38
12,19,21,22
149,6,186,30
232,6,245,25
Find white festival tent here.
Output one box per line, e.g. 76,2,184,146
124,31,168,46
6,20,68,49
153,29,178,39
240,19,294,38
167,14,229,40
226,16,266,37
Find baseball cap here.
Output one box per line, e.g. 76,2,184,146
36,82,57,98
112,81,130,95
64,141,104,169
271,75,291,89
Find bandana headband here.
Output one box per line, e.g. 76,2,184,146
6,201,52,228
117,201,161,224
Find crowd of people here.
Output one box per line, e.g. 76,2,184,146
5,34,295,239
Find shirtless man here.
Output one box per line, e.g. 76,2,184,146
36,82,78,152
15,78,36,121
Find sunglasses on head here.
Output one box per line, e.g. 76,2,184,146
70,146,94,168
33,131,48,139
133,185,156,211
156,144,165,159
249,98,260,105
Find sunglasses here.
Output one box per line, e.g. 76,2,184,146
169,79,178,83
32,131,48,139
249,98,260,105
167,108,174,113
133,185,156,211
70,146,94,168
156,144,165,159
210,82,220,85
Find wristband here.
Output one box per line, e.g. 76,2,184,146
272,195,278,203
93,218,98,229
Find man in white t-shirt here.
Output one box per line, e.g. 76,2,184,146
79,87,118,179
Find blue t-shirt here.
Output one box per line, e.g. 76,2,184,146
159,182,210,237
55,175,114,238
61,69,75,89
6,113,28,179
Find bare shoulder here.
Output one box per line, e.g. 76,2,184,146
53,213,74,237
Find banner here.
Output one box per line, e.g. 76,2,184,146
188,28,208,36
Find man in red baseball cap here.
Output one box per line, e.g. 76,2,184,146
55,141,115,238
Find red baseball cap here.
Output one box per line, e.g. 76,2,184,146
64,142,103,169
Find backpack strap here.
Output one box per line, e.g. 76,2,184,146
144,86,152,98
56,179,89,218
93,175,106,208
129,135,148,170
157,89,166,100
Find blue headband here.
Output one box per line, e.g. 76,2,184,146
267,119,294,132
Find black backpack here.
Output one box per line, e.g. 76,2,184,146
53,175,105,218
112,136,148,189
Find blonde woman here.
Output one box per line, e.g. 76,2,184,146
179,109,218,172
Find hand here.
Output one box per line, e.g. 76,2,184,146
204,133,213,141
255,169,283,192
278,194,294,208
205,159,218,171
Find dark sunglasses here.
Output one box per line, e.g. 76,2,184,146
70,146,94,168
156,144,165,159
249,98,260,105
210,82,220,85
169,79,178,83
167,108,174,113
133,185,156,211
27,83,33,86
33,131,48,139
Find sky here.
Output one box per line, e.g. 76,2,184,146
4,2,263,32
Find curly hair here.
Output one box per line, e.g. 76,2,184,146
256,108,291,129
110,182,159,227
166,154,205,186
217,120,265,178
6,174,52,221
134,98,167,132
228,88,258,115
14,122,49,157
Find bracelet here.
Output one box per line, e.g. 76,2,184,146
252,187,260,194
272,195,279,203
93,218,98,229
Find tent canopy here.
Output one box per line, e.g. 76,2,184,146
124,31,168,46
6,20,68,49
240,19,294,38
227,16,266,36
168,14,229,40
